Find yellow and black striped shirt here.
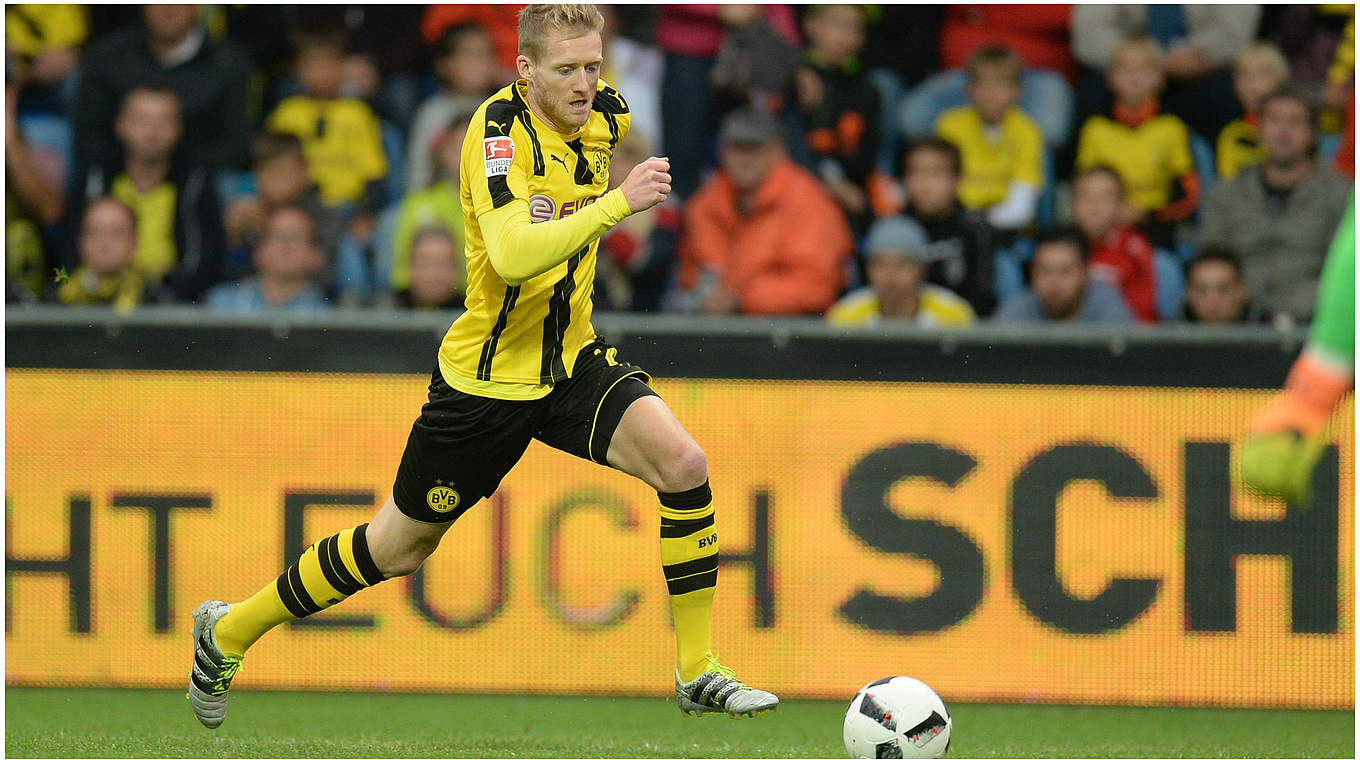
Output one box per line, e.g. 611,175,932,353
441,79,631,400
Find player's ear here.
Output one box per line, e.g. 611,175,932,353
515,54,533,81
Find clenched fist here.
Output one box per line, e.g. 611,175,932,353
621,156,672,214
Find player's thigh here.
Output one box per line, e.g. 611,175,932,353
534,339,681,481
604,394,708,493
391,368,538,525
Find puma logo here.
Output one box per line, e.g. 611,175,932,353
487,119,507,133
550,154,569,170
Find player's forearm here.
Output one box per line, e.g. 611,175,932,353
480,189,633,285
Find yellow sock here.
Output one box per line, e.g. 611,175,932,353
213,523,386,656
659,481,718,682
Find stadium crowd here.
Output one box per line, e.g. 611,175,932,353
5,3,1354,327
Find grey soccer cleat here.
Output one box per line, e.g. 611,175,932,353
675,653,779,718
187,600,243,729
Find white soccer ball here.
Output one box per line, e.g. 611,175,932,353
843,676,952,759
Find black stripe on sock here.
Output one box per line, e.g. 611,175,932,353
351,523,387,586
662,554,719,581
666,568,717,596
287,563,323,615
317,535,362,596
660,513,714,538
275,572,310,618
659,481,712,510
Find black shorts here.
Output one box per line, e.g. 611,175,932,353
392,337,658,523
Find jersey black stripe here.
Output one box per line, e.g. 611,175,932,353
591,84,629,115
538,247,585,384
566,138,596,185
602,110,620,151
516,110,546,177
484,99,524,209
477,284,521,380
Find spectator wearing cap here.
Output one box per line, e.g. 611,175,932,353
993,226,1134,323
678,106,852,316
826,216,975,327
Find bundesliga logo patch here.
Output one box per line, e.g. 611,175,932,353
483,136,514,177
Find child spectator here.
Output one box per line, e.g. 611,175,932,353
901,138,997,317
225,132,343,285
935,44,1043,231
992,226,1134,323
405,23,498,192
678,107,851,316
1075,36,1198,249
827,215,974,327
1181,246,1274,325
1070,166,1159,322
1218,42,1290,180
64,84,225,302
385,113,470,300
50,196,168,311
266,27,387,239
394,227,464,310
206,205,329,312
596,134,680,312
794,3,880,235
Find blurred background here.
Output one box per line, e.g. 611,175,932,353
4,2,1354,717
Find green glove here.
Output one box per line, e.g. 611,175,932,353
1239,430,1329,506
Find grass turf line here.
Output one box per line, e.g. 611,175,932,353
5,688,1353,758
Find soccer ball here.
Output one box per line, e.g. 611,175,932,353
843,676,952,759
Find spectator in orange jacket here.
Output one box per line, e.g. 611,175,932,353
679,107,853,316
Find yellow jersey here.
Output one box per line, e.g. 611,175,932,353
439,79,632,400
1216,117,1263,180
1076,112,1193,213
266,95,388,206
935,105,1043,210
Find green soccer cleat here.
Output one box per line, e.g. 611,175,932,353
1239,430,1329,507
675,653,778,718
187,600,243,729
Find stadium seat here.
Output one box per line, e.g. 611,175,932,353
993,244,1026,304
1154,248,1185,321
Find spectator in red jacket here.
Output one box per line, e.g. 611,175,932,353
1070,166,1159,322
939,4,1076,82
678,107,852,316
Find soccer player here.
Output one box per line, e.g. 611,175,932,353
187,4,778,728
1239,198,1354,505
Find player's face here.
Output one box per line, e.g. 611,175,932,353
1031,242,1088,320
79,201,136,276
904,149,958,217
1071,172,1123,240
115,91,182,161
519,30,602,134
1260,98,1314,165
1186,260,1247,323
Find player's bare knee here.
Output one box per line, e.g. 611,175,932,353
375,535,441,578
657,443,708,493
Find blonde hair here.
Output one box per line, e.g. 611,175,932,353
1236,41,1289,78
1112,35,1165,70
517,4,604,63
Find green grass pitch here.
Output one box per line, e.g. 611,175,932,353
5,687,1353,758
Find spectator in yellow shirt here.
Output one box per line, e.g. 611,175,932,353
934,44,1043,232
266,26,387,240
1076,36,1199,249
1217,42,1290,180
827,215,975,328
